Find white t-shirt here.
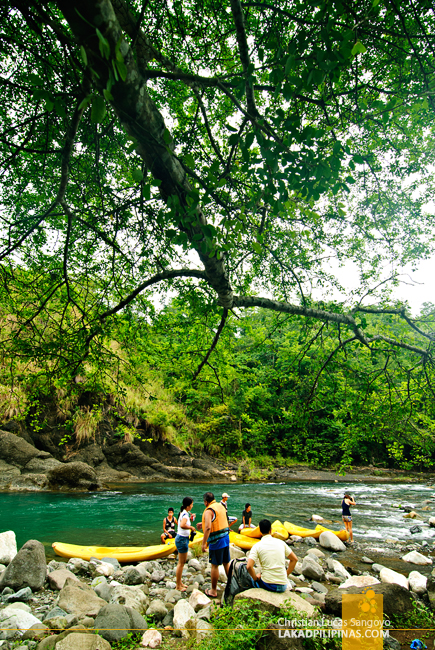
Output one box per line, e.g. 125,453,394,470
177,509,191,537
249,534,292,585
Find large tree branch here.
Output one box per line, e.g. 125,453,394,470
230,0,257,117
56,0,235,308
234,294,431,357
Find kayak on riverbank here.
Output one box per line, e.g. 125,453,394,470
53,532,204,562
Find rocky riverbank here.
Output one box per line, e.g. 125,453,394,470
2,493,435,650
1,429,433,493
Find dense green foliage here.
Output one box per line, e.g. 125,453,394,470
1,0,435,468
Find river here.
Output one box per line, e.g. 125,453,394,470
1,481,434,558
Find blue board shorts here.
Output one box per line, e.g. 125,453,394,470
209,544,230,566
175,534,189,554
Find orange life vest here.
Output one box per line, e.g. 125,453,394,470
202,500,229,546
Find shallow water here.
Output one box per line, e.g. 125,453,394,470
1,481,434,557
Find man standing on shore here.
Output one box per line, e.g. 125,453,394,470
220,492,238,528
200,491,230,598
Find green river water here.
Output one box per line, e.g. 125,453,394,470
1,481,434,558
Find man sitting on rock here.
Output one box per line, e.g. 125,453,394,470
198,491,230,598
247,519,298,593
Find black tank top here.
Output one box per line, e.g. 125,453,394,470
165,516,175,531
342,499,351,516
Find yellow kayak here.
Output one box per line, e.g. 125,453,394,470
52,541,176,562
284,522,321,538
165,532,204,549
271,520,288,541
239,526,261,538
315,525,349,541
229,531,260,550
283,522,349,541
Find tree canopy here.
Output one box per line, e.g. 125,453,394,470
1,0,435,384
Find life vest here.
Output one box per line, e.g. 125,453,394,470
165,516,175,532
202,500,229,546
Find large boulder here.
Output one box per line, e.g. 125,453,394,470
0,606,42,640
173,599,196,639
0,539,46,591
8,474,49,491
57,579,107,618
379,567,409,590
24,457,63,473
69,444,105,468
189,589,211,612
0,430,49,467
146,600,167,620
47,462,101,490
301,556,324,581
0,530,17,564
234,589,315,617
319,531,346,552
109,584,149,613
94,604,148,643
55,632,111,650
402,551,432,565
325,583,414,618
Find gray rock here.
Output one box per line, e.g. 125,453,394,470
57,580,106,618
93,582,113,602
55,632,111,650
372,563,385,574
325,583,415,618
162,609,174,627
146,599,167,620
47,462,101,490
123,566,147,585
8,474,49,491
3,587,33,603
150,569,165,583
311,581,328,594
47,569,79,591
234,588,315,616
43,606,68,621
24,457,62,474
47,560,65,573
66,558,89,576
361,556,373,564
93,604,148,643
301,556,324,581
0,607,42,640
410,525,422,534
383,636,401,650
188,559,201,571
101,557,120,571
0,531,17,565
21,623,50,641
302,537,317,546
0,430,49,467
0,540,47,591
319,531,346,552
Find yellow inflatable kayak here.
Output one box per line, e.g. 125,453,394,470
229,531,259,550
239,526,261,538
52,541,177,562
315,525,349,541
271,520,288,541
165,532,204,548
283,522,349,541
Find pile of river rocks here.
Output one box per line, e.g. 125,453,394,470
2,525,435,650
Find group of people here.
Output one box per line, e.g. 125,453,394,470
162,491,298,597
160,490,356,596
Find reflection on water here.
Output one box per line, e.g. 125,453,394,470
1,480,434,555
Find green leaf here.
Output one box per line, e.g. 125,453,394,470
351,41,367,56
116,59,128,81
184,153,195,168
103,88,114,102
372,0,381,6
78,94,92,111
228,133,239,146
28,73,42,86
353,154,365,164
90,95,106,123
79,45,87,67
96,28,110,59
285,55,295,74
132,169,144,182
252,242,262,254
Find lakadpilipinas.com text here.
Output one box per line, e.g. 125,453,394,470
276,618,391,639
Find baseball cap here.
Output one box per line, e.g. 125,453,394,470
222,492,230,498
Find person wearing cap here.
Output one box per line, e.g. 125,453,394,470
220,493,238,528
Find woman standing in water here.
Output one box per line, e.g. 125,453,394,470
342,492,356,542
175,496,196,591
